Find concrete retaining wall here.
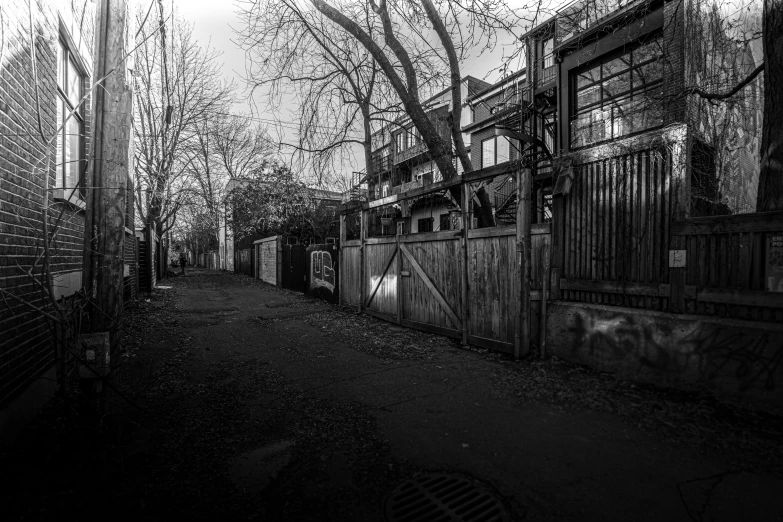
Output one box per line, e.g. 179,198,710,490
547,302,783,406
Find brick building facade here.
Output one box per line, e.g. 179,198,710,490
0,0,138,444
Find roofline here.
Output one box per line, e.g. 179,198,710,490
388,76,491,130
467,69,526,103
518,14,557,41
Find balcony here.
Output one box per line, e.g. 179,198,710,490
394,141,428,165
372,154,392,174
535,57,557,89
383,173,436,197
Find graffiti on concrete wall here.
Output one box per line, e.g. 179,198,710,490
564,309,783,392
311,250,335,292
682,326,782,391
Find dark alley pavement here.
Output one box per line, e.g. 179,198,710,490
5,268,783,521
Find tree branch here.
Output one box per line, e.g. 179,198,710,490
683,62,764,101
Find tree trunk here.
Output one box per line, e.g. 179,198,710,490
757,0,783,212
362,103,375,190
311,0,496,225
420,0,495,227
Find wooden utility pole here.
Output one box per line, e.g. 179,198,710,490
83,0,134,352
515,166,532,359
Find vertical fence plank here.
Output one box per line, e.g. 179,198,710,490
589,162,596,301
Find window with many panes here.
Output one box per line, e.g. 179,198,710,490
571,37,663,148
56,38,86,198
481,136,518,168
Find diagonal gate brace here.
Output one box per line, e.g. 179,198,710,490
399,244,462,330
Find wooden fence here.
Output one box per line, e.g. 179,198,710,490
341,144,783,358
557,147,672,309
340,218,550,354
670,213,783,322
554,143,783,320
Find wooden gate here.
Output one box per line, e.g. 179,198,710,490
349,225,551,354
363,239,398,320
466,224,550,352
399,234,463,339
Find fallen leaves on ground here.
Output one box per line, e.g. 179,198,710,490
303,309,455,361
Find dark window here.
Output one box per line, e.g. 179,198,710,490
690,140,731,217
418,218,434,233
536,188,553,223
439,214,450,231
56,38,86,197
571,37,663,148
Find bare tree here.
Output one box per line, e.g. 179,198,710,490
212,115,274,179
133,4,233,237
236,0,413,187
307,0,529,225
183,120,227,248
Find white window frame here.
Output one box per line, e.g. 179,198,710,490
55,36,87,206
395,131,405,152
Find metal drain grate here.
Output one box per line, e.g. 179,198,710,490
383,472,511,522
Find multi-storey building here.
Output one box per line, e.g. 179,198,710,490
519,0,762,218
366,76,491,235
462,69,554,225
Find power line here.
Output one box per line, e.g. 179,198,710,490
212,110,367,138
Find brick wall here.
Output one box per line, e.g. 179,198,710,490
0,0,95,408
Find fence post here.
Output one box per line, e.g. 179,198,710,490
359,209,367,312
540,243,550,357
339,215,345,306
516,166,532,359
396,233,403,324
669,235,686,313
276,236,283,288
461,181,470,347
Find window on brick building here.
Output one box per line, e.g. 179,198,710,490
571,37,664,148
56,38,86,198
